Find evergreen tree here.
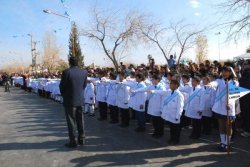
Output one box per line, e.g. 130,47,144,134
68,22,84,68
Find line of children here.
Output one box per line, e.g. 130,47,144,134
82,65,239,150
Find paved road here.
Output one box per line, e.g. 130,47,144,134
0,87,250,167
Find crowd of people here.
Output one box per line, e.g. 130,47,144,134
1,57,250,151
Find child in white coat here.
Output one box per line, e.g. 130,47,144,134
116,72,131,127
84,80,95,116
209,65,238,152
106,73,119,124
129,73,147,132
200,75,216,135
153,79,184,144
185,76,202,139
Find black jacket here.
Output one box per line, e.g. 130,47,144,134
239,69,250,89
59,66,87,107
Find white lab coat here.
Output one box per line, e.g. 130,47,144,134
106,81,117,106
185,86,202,119
211,79,239,117
95,80,108,102
84,82,95,104
159,89,184,124
116,82,130,109
160,77,170,90
179,83,193,108
200,86,216,117
135,83,166,116
123,80,137,108
128,81,147,112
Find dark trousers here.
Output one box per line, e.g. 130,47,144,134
38,89,43,96
135,110,145,129
99,101,108,119
151,115,164,136
64,106,85,142
145,101,151,123
120,108,130,125
169,122,181,142
191,118,202,138
201,116,212,135
180,110,191,128
110,105,119,122
130,108,136,120
240,95,250,132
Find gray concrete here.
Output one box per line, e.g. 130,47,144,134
0,87,250,167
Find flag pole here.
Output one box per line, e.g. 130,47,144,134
226,79,230,155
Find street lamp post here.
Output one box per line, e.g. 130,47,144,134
43,9,75,57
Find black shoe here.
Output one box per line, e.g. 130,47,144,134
218,144,228,152
119,124,129,128
135,127,145,132
78,140,85,146
65,142,77,148
98,117,107,121
110,121,118,124
168,139,174,144
88,113,95,117
189,134,200,139
152,135,163,139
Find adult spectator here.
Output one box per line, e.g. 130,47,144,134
239,60,250,137
59,57,88,148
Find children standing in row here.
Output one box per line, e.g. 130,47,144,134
134,74,166,138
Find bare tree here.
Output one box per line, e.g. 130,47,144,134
195,35,208,64
83,8,145,71
171,20,203,65
42,31,61,72
139,22,176,63
218,0,250,42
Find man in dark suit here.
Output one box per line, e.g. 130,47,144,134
60,57,88,148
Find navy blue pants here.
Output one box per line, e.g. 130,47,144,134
135,110,145,129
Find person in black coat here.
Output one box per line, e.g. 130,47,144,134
60,57,88,148
239,60,250,136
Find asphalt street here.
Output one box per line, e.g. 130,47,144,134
0,87,250,167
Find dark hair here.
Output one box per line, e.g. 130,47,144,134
109,72,117,80
136,73,145,81
182,74,190,81
130,71,136,77
171,79,180,87
119,71,127,77
167,72,175,77
222,65,232,72
69,57,78,66
152,74,161,81
246,60,250,65
202,75,210,82
192,76,201,83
